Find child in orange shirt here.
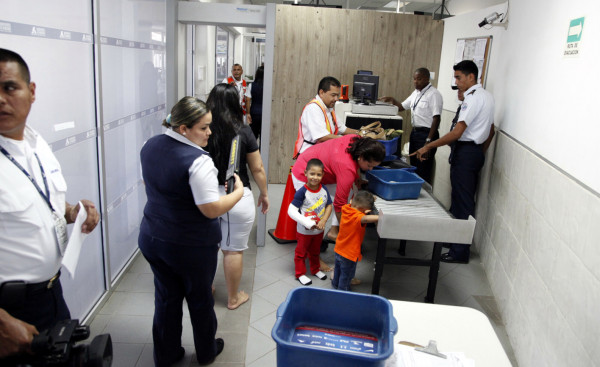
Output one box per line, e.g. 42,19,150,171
332,190,379,291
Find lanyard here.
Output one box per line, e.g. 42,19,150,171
0,144,56,213
411,84,432,111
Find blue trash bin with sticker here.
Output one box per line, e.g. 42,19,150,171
272,288,397,367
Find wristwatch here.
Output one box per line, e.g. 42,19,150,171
425,138,432,144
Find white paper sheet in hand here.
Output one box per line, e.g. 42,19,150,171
386,344,475,367
62,201,89,278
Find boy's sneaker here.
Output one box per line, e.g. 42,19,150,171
297,275,312,285
314,271,327,280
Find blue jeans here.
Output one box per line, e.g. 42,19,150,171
332,253,357,291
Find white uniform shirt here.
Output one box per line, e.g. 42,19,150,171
457,84,495,144
0,126,66,283
401,83,443,128
298,95,347,154
222,77,246,108
163,129,220,205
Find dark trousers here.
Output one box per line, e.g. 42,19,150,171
0,278,70,332
332,253,357,291
295,232,323,278
409,128,439,184
139,233,219,366
448,143,485,260
250,113,262,142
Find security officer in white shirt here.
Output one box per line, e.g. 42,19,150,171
380,68,442,183
0,48,99,358
412,60,495,264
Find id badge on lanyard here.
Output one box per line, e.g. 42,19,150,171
0,145,69,254
53,212,69,255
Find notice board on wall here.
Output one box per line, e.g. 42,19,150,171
452,36,492,89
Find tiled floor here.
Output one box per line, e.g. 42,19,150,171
88,182,517,366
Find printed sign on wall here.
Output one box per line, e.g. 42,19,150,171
564,17,584,58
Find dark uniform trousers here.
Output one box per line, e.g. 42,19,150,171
139,233,219,366
0,276,70,332
409,127,439,184
448,142,485,260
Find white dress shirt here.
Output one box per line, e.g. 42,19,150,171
457,84,495,144
222,77,246,107
0,126,66,283
401,83,443,128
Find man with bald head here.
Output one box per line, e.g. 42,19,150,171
381,67,443,184
223,63,248,122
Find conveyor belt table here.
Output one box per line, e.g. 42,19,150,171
372,187,476,303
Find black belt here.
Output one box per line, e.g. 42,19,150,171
28,272,61,292
456,140,482,146
412,127,430,132
0,272,61,310
0,271,61,296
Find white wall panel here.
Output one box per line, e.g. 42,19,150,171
0,0,104,320
54,142,104,319
1,0,92,31
97,0,166,282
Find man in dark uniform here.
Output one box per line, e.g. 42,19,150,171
411,60,495,263
381,67,443,184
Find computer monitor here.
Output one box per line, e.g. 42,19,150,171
352,74,379,104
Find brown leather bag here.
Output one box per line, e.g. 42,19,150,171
358,121,385,140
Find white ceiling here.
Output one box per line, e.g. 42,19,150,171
245,0,452,15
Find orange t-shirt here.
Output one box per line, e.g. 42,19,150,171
334,204,367,262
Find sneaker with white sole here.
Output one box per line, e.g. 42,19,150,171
297,275,312,285
314,271,327,280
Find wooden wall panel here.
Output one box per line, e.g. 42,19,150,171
269,5,444,183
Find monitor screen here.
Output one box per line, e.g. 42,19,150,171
352,74,379,104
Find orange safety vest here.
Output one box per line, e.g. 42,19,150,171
227,77,247,115
293,99,338,159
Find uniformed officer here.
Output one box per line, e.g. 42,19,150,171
380,67,443,184
411,60,495,263
0,48,100,357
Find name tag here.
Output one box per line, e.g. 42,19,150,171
53,212,68,255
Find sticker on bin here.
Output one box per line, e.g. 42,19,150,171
292,326,379,354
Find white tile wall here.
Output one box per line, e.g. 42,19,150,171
474,132,600,367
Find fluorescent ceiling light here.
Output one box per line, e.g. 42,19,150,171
383,1,411,8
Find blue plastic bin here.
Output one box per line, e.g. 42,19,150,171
374,165,417,173
366,169,424,200
377,137,399,156
272,288,397,367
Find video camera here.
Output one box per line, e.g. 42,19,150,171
6,319,112,367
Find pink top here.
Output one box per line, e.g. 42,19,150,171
292,134,359,213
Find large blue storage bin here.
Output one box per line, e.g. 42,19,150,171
376,136,399,156
272,288,397,367
366,169,424,200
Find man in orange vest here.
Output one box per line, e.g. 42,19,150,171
293,77,359,269
293,76,358,158
222,64,248,122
